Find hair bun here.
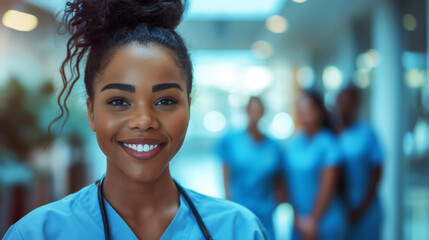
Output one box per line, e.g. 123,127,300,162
64,0,185,47
108,0,185,31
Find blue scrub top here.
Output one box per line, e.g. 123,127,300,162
283,129,346,240
338,122,383,240
338,121,383,207
216,130,282,237
3,181,267,240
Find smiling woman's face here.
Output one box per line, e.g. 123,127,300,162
87,42,190,183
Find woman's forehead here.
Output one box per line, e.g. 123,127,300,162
95,43,186,88
109,43,178,69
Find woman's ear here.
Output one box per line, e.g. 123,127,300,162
87,98,96,132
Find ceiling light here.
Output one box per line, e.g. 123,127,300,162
186,0,287,21
251,40,274,59
322,66,343,90
270,112,294,139
2,10,38,32
403,14,417,31
243,66,273,94
353,69,371,89
405,69,426,88
203,111,226,133
266,15,288,33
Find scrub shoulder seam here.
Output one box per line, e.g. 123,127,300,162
13,224,24,240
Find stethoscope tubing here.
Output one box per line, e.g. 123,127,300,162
97,179,111,240
174,182,213,240
97,177,213,240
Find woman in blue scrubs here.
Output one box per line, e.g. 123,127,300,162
335,87,383,240
3,0,267,239
283,91,346,240
217,97,283,239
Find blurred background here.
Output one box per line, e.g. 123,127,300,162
0,0,428,239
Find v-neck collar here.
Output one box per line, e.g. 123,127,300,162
244,130,267,146
103,187,191,240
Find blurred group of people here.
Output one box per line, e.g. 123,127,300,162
217,86,384,240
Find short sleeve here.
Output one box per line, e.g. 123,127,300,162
3,224,24,240
230,208,269,240
368,128,384,166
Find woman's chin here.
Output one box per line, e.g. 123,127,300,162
124,165,170,184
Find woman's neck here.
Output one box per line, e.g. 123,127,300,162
102,166,179,219
248,124,264,141
339,113,357,129
303,124,322,137
342,118,356,129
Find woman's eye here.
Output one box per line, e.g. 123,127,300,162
107,98,129,106
156,98,177,106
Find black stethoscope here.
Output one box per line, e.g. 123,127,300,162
97,177,213,240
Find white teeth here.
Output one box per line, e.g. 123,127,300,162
136,144,142,152
143,144,149,152
123,142,160,152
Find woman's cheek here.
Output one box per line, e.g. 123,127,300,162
168,108,189,145
104,112,127,131
95,111,125,150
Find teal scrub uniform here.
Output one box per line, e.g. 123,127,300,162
283,129,346,240
338,122,383,240
3,180,267,240
216,130,283,239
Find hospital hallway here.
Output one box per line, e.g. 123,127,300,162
0,0,428,239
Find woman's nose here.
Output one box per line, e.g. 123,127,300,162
127,105,160,131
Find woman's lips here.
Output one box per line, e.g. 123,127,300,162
118,138,165,160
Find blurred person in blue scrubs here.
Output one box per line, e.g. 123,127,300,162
216,97,283,239
2,0,268,239
283,91,346,240
335,87,383,240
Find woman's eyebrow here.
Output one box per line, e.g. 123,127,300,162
152,83,183,93
101,83,135,93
